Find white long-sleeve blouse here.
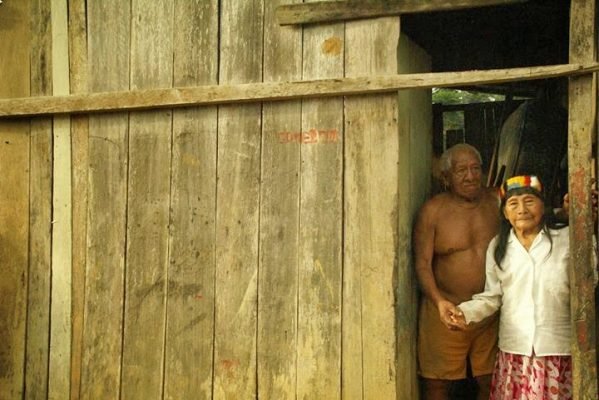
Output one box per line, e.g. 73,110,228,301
459,227,571,357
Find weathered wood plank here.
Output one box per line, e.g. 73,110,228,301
0,2,30,398
80,1,130,399
0,63,597,118
48,0,72,398
568,1,598,399
276,0,526,25
121,1,173,399
343,17,400,399
25,0,52,398
396,35,433,400
163,1,218,399
257,1,302,399
213,1,263,399
68,1,88,399
297,3,343,397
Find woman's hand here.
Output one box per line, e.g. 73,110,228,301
437,300,467,331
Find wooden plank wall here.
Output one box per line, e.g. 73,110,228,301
0,1,433,399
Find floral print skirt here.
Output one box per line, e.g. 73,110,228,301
490,350,572,399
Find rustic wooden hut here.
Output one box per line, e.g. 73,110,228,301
0,0,595,399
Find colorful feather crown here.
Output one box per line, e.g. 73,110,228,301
499,175,543,199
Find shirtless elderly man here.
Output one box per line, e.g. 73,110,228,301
414,143,499,400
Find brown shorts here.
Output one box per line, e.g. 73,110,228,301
417,297,498,380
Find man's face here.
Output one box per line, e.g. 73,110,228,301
446,149,483,200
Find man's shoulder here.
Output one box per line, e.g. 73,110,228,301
420,192,451,212
481,187,500,207
415,193,448,228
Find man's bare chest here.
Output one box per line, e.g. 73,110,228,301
434,207,497,253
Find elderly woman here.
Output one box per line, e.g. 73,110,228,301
452,175,579,399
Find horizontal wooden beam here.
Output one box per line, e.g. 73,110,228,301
0,63,596,118
276,0,527,26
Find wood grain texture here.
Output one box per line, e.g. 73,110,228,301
213,1,263,398
258,1,302,398
164,1,218,399
0,2,30,398
343,17,400,400
1,63,597,118
121,1,173,399
297,2,343,396
568,1,598,398
68,1,88,399
80,2,130,399
25,0,52,398
48,0,73,397
276,0,526,25
396,34,432,400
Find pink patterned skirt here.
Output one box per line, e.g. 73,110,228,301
490,350,572,399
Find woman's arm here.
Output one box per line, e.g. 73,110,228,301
457,243,503,324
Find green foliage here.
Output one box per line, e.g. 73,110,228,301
432,88,504,105
434,88,504,132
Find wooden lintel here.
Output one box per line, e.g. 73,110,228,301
0,62,596,119
276,0,527,26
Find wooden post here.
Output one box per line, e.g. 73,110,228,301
568,1,598,399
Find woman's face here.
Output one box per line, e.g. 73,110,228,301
503,193,544,235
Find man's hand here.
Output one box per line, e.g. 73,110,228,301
437,300,465,330
450,307,468,330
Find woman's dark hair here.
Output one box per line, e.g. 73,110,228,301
493,186,566,268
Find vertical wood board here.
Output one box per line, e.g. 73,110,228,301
121,1,174,399
80,2,130,398
0,1,30,397
26,0,53,398
68,1,89,398
343,17,400,400
48,0,73,398
214,1,264,398
258,0,302,398
297,2,344,396
164,1,218,399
